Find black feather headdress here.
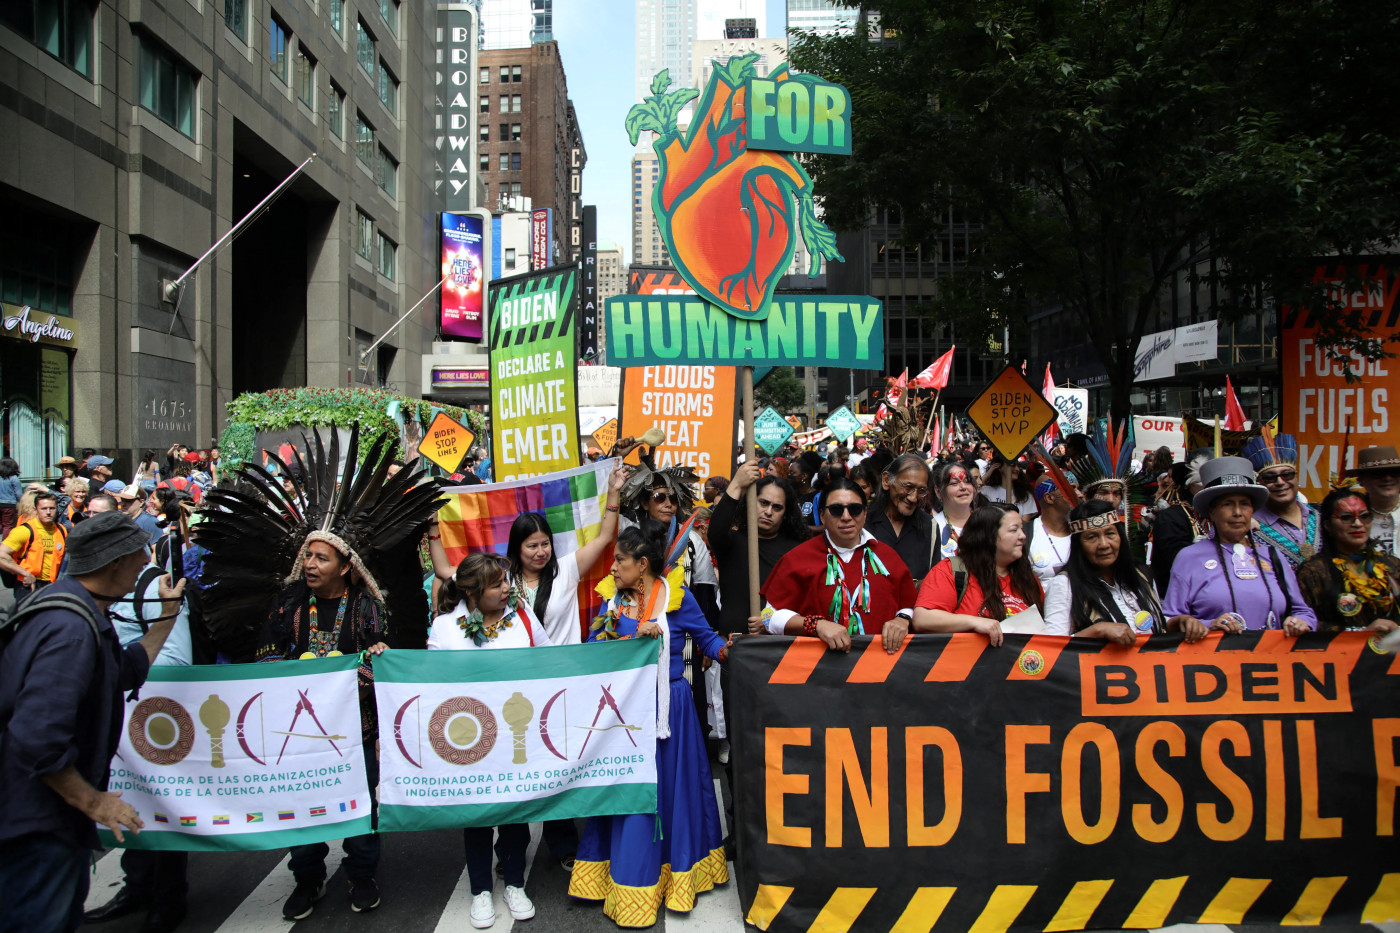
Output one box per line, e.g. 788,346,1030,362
197,423,444,658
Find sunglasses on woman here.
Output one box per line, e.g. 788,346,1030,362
824,502,866,518
651,491,678,504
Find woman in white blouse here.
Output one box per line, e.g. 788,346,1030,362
1043,500,1202,642
427,553,548,929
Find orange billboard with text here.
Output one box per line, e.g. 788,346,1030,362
621,365,737,478
1281,260,1400,502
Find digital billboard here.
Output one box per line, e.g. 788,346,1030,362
441,212,485,340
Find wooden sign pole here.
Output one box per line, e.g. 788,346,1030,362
742,366,761,619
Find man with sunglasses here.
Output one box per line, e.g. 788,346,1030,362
1354,445,1400,557
1243,432,1321,569
758,478,917,656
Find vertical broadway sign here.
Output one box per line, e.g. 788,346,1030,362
489,266,582,481
435,8,477,209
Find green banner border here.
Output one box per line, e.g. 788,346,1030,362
99,814,373,852
374,639,659,684
379,782,656,832
143,654,361,683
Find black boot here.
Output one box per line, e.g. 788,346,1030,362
83,887,149,924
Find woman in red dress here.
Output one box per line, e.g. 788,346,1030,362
760,478,918,654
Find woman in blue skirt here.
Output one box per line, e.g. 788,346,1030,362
568,520,729,927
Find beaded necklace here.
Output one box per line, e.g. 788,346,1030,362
456,589,521,647
302,594,347,659
1213,536,1278,629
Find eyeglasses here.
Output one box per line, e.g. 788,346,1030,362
824,502,866,518
757,497,785,511
1335,511,1373,525
1260,470,1298,486
651,491,678,505
892,481,928,499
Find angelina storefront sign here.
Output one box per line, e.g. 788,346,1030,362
1,302,78,348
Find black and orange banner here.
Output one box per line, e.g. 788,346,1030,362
729,632,1400,932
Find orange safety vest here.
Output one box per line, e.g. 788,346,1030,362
9,519,66,582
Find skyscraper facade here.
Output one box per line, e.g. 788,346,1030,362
479,0,552,50
786,0,859,35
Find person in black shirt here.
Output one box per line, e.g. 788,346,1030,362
865,453,937,586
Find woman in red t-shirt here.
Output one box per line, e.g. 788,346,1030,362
913,503,1043,646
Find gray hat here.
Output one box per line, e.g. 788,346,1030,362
1192,455,1268,514
65,511,151,575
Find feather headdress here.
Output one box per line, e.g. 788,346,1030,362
1240,423,1300,478
196,424,444,659
1068,421,1153,533
618,430,699,521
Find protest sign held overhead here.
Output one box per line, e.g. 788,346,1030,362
420,410,475,475
967,364,1059,461
621,365,736,477
489,265,581,482
824,405,862,443
1281,259,1400,500
753,406,795,456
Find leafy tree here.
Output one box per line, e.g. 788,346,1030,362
754,367,808,413
789,0,1400,420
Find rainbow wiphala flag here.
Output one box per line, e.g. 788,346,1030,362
436,459,616,641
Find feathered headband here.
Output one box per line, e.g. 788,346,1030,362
1069,420,1136,495
197,424,444,658
1069,507,1127,535
1240,424,1300,477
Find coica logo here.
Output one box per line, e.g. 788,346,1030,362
3,305,75,344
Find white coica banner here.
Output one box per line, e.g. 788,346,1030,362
103,656,371,851
374,640,660,832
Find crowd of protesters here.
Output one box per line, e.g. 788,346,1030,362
3,425,1397,933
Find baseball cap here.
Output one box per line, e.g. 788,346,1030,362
102,479,127,495
88,455,115,468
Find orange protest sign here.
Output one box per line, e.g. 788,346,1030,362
966,364,1058,461
591,418,619,457
621,365,737,476
421,411,475,474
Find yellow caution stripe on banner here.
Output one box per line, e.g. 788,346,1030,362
744,875,1400,931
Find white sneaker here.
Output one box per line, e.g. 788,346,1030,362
718,739,730,764
470,890,495,929
504,885,536,921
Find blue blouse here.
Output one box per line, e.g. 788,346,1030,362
590,586,726,680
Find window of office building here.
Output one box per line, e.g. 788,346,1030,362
479,66,489,83
511,65,521,82
479,123,489,141
295,44,315,108
268,14,289,83
377,231,396,280
136,33,197,138
479,153,489,171
510,182,521,198
0,0,93,78
355,112,374,165
356,20,375,75
499,123,509,141
377,146,397,197
510,123,521,140
329,0,343,34
505,248,517,270
498,153,509,171
378,0,398,36
225,0,248,42
355,210,374,260
377,60,397,116
499,66,509,82
510,152,521,170
499,94,508,112
479,95,489,113
511,94,521,112
327,82,344,137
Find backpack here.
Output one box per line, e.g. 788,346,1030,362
1,522,67,589
0,586,105,656
948,554,972,608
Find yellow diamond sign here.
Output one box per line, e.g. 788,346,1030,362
965,364,1058,461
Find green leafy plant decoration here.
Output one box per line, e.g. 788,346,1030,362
626,70,700,145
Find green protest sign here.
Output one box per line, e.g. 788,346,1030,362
753,406,796,456
825,405,862,443
604,296,883,368
489,266,581,482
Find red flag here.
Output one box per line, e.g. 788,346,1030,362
886,369,909,407
912,347,955,389
874,403,889,422
1224,376,1246,430
929,414,941,453
1042,363,1060,444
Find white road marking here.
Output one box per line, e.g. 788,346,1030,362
433,823,542,933
83,849,126,911
213,854,294,932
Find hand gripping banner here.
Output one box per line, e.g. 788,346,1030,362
729,632,1400,932
374,640,660,831
101,655,371,851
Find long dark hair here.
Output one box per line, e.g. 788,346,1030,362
731,476,809,542
957,503,1042,618
1063,500,1160,633
506,512,558,621
984,458,1034,504
0,457,19,479
873,452,930,519
1314,487,1390,610
616,519,668,578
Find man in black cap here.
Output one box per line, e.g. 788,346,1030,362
0,512,186,933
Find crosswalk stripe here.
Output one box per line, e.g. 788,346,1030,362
432,823,542,933
213,853,293,932
83,849,126,911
